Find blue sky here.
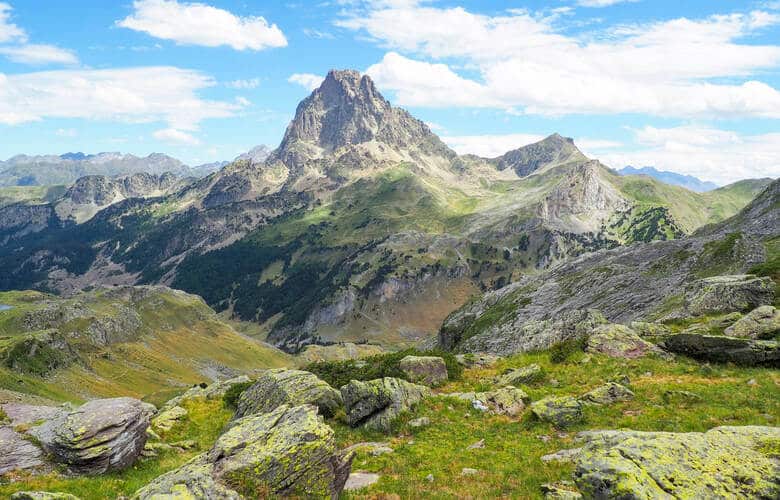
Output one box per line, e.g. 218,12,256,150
0,0,779,184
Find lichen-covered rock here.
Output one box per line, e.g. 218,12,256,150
473,386,530,417
579,383,634,405
662,333,780,366
162,375,250,410
212,405,353,498
684,274,775,316
629,321,671,338
496,364,543,386
573,426,780,498
398,356,448,386
133,454,240,500
531,396,583,428
30,397,155,475
10,492,81,500
152,405,188,432
455,352,500,368
341,377,429,432
235,369,342,419
725,305,780,339
0,426,47,475
586,324,666,359
135,405,353,499
541,481,582,499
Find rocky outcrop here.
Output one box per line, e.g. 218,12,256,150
725,305,780,339
30,397,155,475
341,377,429,432
662,333,780,366
496,364,543,386
491,134,587,177
235,369,343,419
530,396,584,428
398,356,448,386
573,426,780,498
134,405,353,499
684,275,775,316
473,386,530,417
586,324,667,359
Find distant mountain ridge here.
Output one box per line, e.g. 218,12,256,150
618,166,719,192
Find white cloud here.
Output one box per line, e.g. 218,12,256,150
153,127,200,145
599,126,780,185
339,3,780,118
235,96,251,106
0,67,238,130
226,78,261,89
0,44,77,65
117,0,287,51
0,2,24,43
288,73,324,91
443,133,622,158
576,0,636,7
55,128,77,137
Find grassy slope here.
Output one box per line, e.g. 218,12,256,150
0,288,292,406
0,185,67,207
2,347,776,499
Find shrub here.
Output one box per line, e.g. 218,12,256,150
305,348,462,389
549,337,587,364
222,381,253,409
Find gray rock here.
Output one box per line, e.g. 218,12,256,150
541,481,582,499
541,448,582,463
341,377,429,432
0,426,47,475
725,305,780,339
455,353,500,368
235,369,342,419
579,382,634,405
530,396,584,428
344,472,380,491
684,275,775,316
399,355,448,386
496,363,543,386
586,324,666,359
472,386,530,417
461,467,479,476
30,397,155,475
629,321,671,338
10,493,81,500
133,454,240,499
573,426,780,498
409,417,430,428
1,403,66,427
151,405,187,432
662,333,780,366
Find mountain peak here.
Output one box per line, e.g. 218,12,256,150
271,68,452,168
492,133,586,177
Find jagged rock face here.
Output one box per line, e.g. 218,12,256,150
492,134,586,177
272,69,453,169
683,275,775,317
234,369,343,419
573,426,780,498
30,397,155,475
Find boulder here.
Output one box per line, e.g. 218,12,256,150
30,397,155,475
573,426,780,498
135,405,353,499
151,405,187,432
235,369,342,419
398,356,448,386
344,472,380,491
725,305,780,339
10,493,81,500
0,426,47,475
162,375,250,410
496,364,543,386
684,275,775,316
473,386,530,417
341,377,429,432
586,324,665,359
662,333,780,366
579,382,634,405
530,396,583,428
629,321,671,338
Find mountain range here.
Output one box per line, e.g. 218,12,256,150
617,166,720,192
0,70,772,353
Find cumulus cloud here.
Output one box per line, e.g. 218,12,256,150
0,44,77,65
117,0,287,51
576,0,636,7
0,2,24,43
0,67,239,130
153,127,200,145
338,2,780,118
288,73,324,91
599,126,780,185
226,78,261,89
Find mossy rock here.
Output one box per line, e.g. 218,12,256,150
530,396,583,428
586,324,665,359
341,377,429,432
473,386,530,417
574,426,780,498
725,305,780,339
235,369,343,419
398,356,448,387
496,363,543,386
579,382,634,406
